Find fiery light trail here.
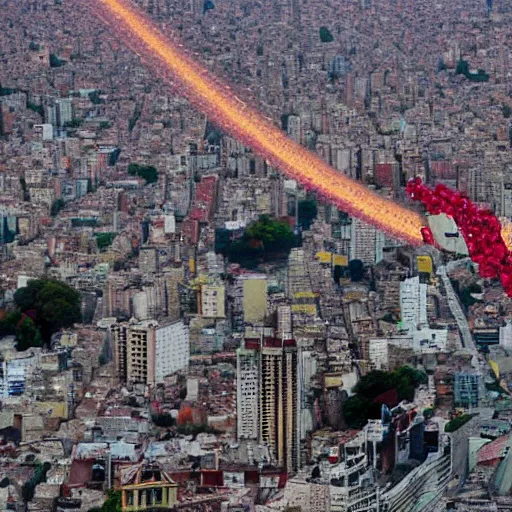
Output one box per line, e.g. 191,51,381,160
94,0,426,245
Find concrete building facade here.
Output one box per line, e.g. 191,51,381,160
400,276,427,332
260,339,300,473
112,320,189,385
236,347,259,440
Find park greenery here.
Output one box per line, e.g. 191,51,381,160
95,232,117,251
455,59,489,82
127,163,159,184
88,90,104,105
319,26,334,43
216,215,297,269
27,101,44,119
88,490,122,512
450,279,482,308
51,198,66,217
22,462,51,502
445,413,476,432
0,279,82,349
342,366,428,428
63,118,83,129
348,259,364,282
49,53,66,68
0,85,19,96
298,199,318,230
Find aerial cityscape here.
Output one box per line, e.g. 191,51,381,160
1,0,512,510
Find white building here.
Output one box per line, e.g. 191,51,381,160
155,321,190,383
350,218,385,265
400,276,427,332
113,319,189,385
236,348,259,440
34,123,53,141
369,338,389,370
287,115,302,144
412,328,448,353
46,98,73,127
500,321,512,351
277,305,292,339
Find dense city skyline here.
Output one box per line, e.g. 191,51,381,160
1,0,512,511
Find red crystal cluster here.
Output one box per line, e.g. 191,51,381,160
406,177,512,296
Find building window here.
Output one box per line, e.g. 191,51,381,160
150,488,163,505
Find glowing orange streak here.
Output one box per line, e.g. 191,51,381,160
95,0,426,245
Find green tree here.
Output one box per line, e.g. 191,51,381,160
245,215,295,253
348,259,364,281
99,490,122,512
21,462,51,502
51,199,66,217
0,86,18,96
319,27,334,43
95,233,117,251
40,298,81,332
19,177,30,201
225,216,297,268
342,395,373,429
16,317,42,352
63,118,83,129
88,91,103,105
214,228,231,256
27,102,43,118
49,53,65,68
13,279,82,344
0,310,22,337
456,59,489,82
460,283,482,307
298,199,318,230
13,280,45,311
342,366,427,428
456,59,469,76
227,239,264,269
127,163,158,184
152,413,175,427
445,414,475,432
354,370,395,398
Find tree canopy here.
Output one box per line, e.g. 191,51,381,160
245,215,295,253
455,59,489,82
445,413,475,432
298,199,318,230
94,490,122,512
10,279,82,346
222,215,297,268
49,53,65,68
95,233,117,251
127,163,158,184
348,259,364,282
343,366,427,428
319,26,334,43
51,199,66,217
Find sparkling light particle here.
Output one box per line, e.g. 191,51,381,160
94,0,426,246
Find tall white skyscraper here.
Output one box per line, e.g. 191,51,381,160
236,347,259,440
